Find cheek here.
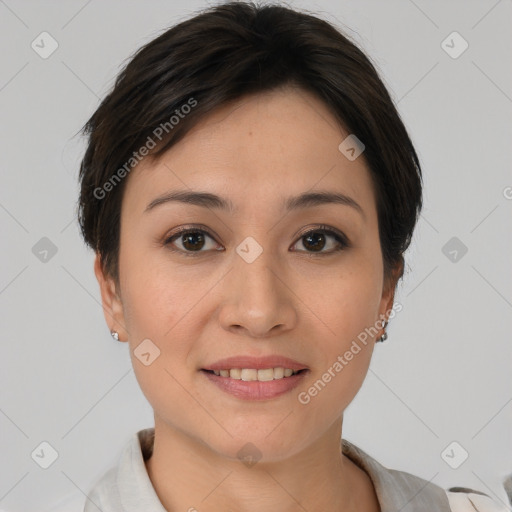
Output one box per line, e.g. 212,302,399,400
319,255,384,341
119,238,190,336
122,270,199,359
120,261,203,428
297,291,378,424
301,255,382,403
118,242,200,398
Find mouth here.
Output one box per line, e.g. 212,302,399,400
200,355,309,400
200,367,309,400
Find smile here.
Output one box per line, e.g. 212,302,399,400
207,367,302,381
201,368,308,400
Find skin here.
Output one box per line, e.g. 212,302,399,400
95,86,400,512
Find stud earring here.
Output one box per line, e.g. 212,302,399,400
111,330,119,341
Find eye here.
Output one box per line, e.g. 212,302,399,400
164,226,221,255
291,225,349,254
163,224,349,256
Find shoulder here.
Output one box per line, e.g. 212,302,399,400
446,487,510,512
341,439,510,512
83,466,119,511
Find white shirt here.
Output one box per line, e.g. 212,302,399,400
45,428,508,511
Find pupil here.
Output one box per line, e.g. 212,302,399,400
304,232,325,252
183,232,205,251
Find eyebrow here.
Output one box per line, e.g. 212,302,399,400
144,189,364,218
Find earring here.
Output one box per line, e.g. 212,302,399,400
377,321,388,343
110,330,119,341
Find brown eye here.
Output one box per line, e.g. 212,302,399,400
179,231,206,251
292,227,349,254
164,228,220,255
302,231,327,252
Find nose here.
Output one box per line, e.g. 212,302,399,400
217,249,298,339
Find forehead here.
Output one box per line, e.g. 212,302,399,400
122,88,376,218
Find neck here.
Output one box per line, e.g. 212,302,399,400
144,417,376,512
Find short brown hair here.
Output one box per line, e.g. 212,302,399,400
77,1,422,286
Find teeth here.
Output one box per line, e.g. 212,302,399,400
229,368,241,379
241,369,257,381
257,368,274,381
274,367,284,379
210,367,301,381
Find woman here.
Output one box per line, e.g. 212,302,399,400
76,2,507,511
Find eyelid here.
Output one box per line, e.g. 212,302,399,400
165,224,216,240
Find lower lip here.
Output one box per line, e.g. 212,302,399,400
201,369,308,400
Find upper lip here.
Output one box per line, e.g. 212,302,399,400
203,355,309,371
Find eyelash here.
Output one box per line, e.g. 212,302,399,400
163,224,350,257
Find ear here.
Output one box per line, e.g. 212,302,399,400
94,253,128,342
376,259,403,338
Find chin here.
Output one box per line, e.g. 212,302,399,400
201,424,309,465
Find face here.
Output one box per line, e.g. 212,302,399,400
95,87,397,462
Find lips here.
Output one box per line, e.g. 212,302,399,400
200,355,309,400
202,366,308,400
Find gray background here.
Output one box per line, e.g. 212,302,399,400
1,0,511,510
